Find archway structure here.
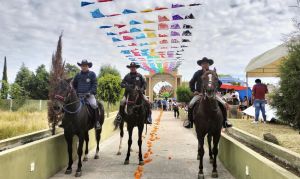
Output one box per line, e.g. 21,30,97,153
145,70,182,101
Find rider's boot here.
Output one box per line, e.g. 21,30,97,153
219,103,232,128
185,107,194,129
94,108,102,130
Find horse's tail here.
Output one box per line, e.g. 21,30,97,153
113,113,123,131
98,101,105,125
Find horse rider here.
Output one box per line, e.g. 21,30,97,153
118,62,152,124
73,59,101,130
185,57,233,129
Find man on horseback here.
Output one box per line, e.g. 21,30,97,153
73,59,101,130
117,62,152,124
185,57,232,129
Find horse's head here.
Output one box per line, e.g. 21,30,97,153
201,70,219,98
52,78,74,114
126,85,143,115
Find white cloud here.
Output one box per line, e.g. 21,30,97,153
0,0,299,84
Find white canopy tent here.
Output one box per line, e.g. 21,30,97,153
245,43,288,78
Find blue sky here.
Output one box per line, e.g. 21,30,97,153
0,0,299,84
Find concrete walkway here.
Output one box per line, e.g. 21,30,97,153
51,111,234,179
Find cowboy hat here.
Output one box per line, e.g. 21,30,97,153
197,57,214,66
126,62,140,68
77,60,93,68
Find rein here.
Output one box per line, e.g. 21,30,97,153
54,87,83,115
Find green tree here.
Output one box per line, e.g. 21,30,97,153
10,83,27,99
31,65,49,99
98,64,121,78
1,57,8,99
15,63,34,98
270,41,300,129
176,85,193,103
97,74,122,116
65,63,80,78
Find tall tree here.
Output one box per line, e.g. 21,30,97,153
176,85,193,103
98,64,121,78
0,56,8,99
14,63,34,97
31,65,49,99
64,63,80,78
48,34,65,134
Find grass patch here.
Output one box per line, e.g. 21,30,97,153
0,110,48,140
230,118,300,154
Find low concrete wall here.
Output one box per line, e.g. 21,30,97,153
0,114,117,179
219,133,298,179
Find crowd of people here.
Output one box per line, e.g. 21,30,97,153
152,98,180,118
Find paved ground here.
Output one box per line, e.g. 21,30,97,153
51,111,234,179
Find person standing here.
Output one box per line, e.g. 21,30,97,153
172,100,180,118
252,79,268,124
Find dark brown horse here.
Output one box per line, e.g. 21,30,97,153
193,71,223,179
114,85,147,165
53,79,104,177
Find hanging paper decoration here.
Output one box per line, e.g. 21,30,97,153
158,16,170,22
130,28,141,33
112,37,121,42
123,36,134,40
114,24,126,28
158,23,169,30
91,9,105,18
171,31,180,36
130,20,141,25
144,20,156,24
172,14,184,20
122,9,136,14
98,0,113,2
170,23,181,29
136,33,146,39
81,1,199,73
155,7,168,11
99,25,112,29
107,32,117,36
146,32,157,38
81,2,95,7
141,9,153,13
183,24,193,29
172,4,185,8
185,13,195,19
182,30,192,36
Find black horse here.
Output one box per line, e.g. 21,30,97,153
114,85,147,165
53,79,105,177
193,71,223,179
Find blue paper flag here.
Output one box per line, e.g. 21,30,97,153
122,9,136,14
107,32,117,36
129,20,141,25
99,25,112,29
81,1,95,7
112,37,121,42
91,9,105,18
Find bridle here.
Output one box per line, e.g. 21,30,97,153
202,72,218,99
54,82,82,114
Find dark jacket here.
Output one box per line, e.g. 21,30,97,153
121,72,146,95
73,71,97,95
189,70,222,93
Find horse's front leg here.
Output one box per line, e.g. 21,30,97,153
207,134,214,163
64,134,73,174
75,136,84,177
124,126,133,165
197,134,205,179
211,134,221,178
83,132,89,161
117,121,124,155
138,124,144,165
94,128,102,159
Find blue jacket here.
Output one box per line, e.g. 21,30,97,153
73,71,97,95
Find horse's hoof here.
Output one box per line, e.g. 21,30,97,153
124,160,129,165
197,155,200,160
139,161,144,165
75,171,82,177
198,173,205,179
65,169,72,175
83,157,88,162
211,171,218,178
209,158,214,164
94,155,99,159
116,152,121,155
